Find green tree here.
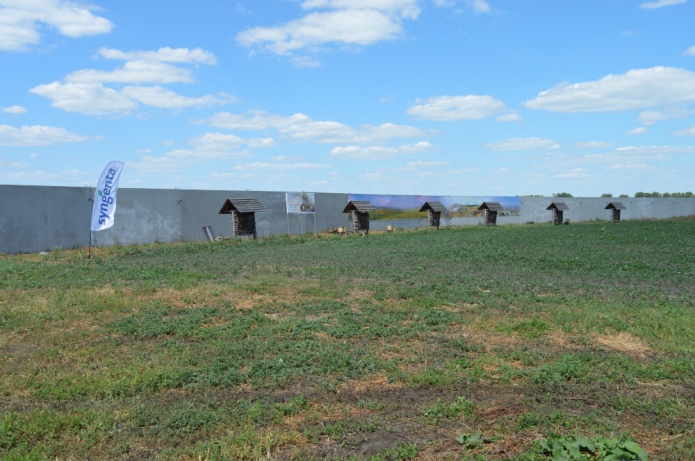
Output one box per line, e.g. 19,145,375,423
552,192,573,197
601,193,613,197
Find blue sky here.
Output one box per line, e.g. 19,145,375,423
1,0,694,196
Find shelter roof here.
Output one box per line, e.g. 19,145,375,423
342,201,376,213
605,202,627,210
547,202,570,211
477,201,504,212
419,201,448,213
219,198,267,214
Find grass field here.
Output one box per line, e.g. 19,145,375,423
1,219,694,460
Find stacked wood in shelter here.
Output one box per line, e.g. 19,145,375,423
233,212,257,237
219,197,267,239
552,209,564,225
428,210,441,229
485,210,497,225
353,211,370,235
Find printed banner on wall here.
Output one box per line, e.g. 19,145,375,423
91,161,125,231
286,192,316,214
347,194,521,220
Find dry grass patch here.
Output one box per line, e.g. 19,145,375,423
592,332,652,357
338,372,404,394
548,330,584,350
449,325,522,350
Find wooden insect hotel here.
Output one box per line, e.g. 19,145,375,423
605,202,626,223
219,197,267,238
547,202,569,225
419,201,447,229
342,200,375,235
477,201,504,226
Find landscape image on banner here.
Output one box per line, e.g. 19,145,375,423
286,192,316,214
347,194,521,220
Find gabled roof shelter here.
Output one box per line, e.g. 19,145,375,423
547,202,569,225
418,201,448,213
605,202,627,223
342,201,376,213
419,201,447,229
219,197,267,238
219,197,267,214
478,201,504,226
342,201,375,235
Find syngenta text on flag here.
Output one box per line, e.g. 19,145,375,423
91,161,125,232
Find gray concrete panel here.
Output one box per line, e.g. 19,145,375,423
91,188,181,247
520,197,695,223
0,185,92,253
1,185,693,254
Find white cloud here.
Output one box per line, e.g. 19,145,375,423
573,141,613,149
233,162,329,171
539,145,693,178
330,141,433,160
237,1,419,60
121,86,237,109
433,0,492,13
524,67,695,112
495,112,521,123
301,0,419,15
684,45,695,56
30,47,234,115
483,137,560,151
96,47,217,65
0,124,87,146
0,0,113,51
468,0,492,13
638,108,693,125
674,125,695,136
627,127,648,135
2,105,27,114
0,159,27,168
64,48,218,85
614,145,695,154
238,9,406,55
605,163,654,170
247,138,278,148
67,60,196,85
291,55,321,68
407,95,507,121
128,132,273,173
3,168,95,183
555,168,588,178
30,82,139,115
405,160,448,167
640,0,686,9
358,172,385,181
204,110,432,144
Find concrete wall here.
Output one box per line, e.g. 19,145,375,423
520,197,695,223
0,185,350,254
1,184,693,254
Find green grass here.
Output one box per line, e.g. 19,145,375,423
1,219,694,459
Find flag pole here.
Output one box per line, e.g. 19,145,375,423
88,231,92,259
